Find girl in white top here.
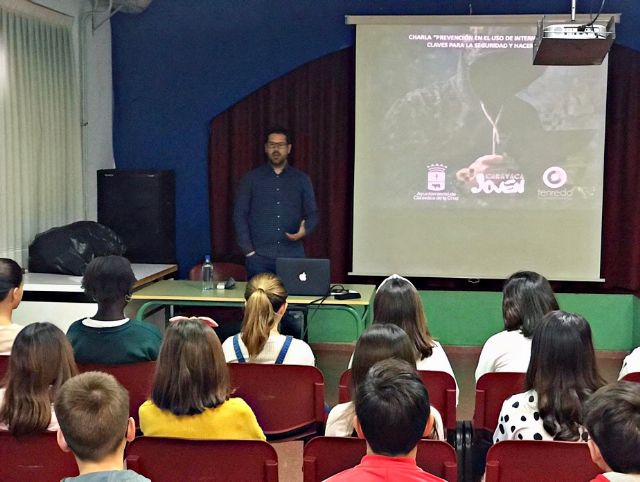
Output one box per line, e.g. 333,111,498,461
222,272,315,366
349,274,458,402
327,324,445,441
475,271,559,382
494,311,604,443
0,322,78,435
0,258,25,355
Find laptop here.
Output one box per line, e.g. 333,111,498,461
276,258,331,296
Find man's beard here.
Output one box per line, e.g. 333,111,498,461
269,153,287,167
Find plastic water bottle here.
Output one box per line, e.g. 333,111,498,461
201,255,214,291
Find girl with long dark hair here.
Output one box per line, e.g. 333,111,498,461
475,271,559,381
0,322,78,435
494,310,605,442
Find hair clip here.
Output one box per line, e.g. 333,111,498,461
376,273,416,292
169,316,219,328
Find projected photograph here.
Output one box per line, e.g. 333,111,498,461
356,24,607,210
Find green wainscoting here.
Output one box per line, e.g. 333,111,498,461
308,291,636,352
633,296,640,347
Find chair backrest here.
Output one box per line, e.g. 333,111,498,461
473,372,526,432
485,440,601,482
126,436,278,482
228,363,325,440
0,432,78,482
338,369,457,431
0,355,9,380
78,361,156,427
622,371,640,383
303,436,457,482
189,262,247,282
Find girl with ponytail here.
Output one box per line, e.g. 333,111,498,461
222,273,315,365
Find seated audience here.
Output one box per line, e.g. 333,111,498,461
349,274,457,400
475,271,559,381
67,255,162,364
618,347,640,380
584,381,640,482
222,272,314,365
56,372,149,482
327,323,444,440
494,310,605,442
0,258,25,354
0,322,78,435
326,358,445,482
139,317,265,440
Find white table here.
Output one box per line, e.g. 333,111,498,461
14,264,177,332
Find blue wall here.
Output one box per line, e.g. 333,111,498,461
111,1,640,275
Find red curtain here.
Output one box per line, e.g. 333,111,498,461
210,45,640,293
601,45,640,293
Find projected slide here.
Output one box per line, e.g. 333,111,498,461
352,19,607,280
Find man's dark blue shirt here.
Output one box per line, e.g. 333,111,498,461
233,163,318,259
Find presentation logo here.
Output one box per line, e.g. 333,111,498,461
427,164,447,191
542,167,567,189
469,172,525,194
413,163,459,202
539,166,573,200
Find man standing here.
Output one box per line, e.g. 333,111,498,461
234,127,318,280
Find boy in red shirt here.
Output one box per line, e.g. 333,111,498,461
326,359,445,482
584,381,640,482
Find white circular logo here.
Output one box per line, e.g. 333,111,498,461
542,167,567,189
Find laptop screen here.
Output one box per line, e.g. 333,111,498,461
275,258,331,296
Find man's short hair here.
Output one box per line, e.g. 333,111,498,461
55,372,130,462
355,358,429,456
584,381,640,473
264,126,292,145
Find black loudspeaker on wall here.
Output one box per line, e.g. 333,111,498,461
97,169,176,263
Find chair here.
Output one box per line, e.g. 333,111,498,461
0,355,9,380
78,361,156,427
473,372,526,432
338,369,457,433
125,436,278,482
471,372,526,480
0,432,78,482
302,436,457,482
228,363,325,441
189,261,247,282
485,440,601,482
622,371,640,383
186,261,247,341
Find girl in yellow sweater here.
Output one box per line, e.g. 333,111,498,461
139,317,265,440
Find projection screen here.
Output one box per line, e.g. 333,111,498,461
348,15,609,281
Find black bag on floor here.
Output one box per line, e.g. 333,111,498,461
28,221,127,275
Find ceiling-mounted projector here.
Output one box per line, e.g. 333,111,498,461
533,1,616,66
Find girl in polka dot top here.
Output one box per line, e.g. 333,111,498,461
494,310,605,443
